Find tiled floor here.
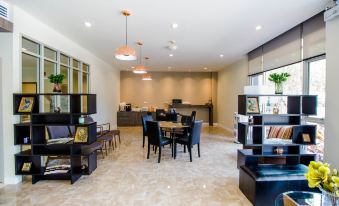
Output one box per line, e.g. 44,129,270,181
0,126,251,206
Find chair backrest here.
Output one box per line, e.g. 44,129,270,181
47,126,71,139
141,114,153,136
181,115,192,126
190,120,203,145
191,111,196,122
155,109,166,121
146,121,162,146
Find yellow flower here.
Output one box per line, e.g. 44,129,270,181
305,162,331,188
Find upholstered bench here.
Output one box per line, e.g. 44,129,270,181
239,164,312,206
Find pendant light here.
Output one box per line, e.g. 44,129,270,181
142,57,152,80
142,74,152,81
133,42,147,74
115,10,136,61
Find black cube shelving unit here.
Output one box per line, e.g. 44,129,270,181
13,93,97,184
237,95,318,206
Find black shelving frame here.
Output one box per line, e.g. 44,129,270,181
13,93,97,184
237,95,318,206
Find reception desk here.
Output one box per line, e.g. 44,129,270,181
169,104,213,126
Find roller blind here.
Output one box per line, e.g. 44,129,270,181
263,26,302,72
248,46,263,75
302,13,326,60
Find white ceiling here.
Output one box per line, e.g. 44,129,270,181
11,0,326,72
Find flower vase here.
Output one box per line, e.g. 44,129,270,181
321,188,339,206
275,83,283,94
53,83,62,93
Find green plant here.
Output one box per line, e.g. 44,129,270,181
48,74,65,84
268,72,291,84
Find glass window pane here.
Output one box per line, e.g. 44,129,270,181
61,54,70,65
44,60,56,93
73,69,79,93
250,74,263,86
265,62,303,95
60,65,69,93
73,59,79,69
22,53,39,93
82,72,88,94
309,59,326,118
44,47,57,61
22,37,40,54
83,63,89,72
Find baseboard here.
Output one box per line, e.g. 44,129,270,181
215,123,233,134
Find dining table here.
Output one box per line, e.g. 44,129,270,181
158,121,190,158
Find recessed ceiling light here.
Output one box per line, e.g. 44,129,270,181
203,67,208,70
169,54,174,57
219,54,224,58
85,22,92,28
171,23,178,29
168,66,172,69
131,66,135,69
255,25,262,31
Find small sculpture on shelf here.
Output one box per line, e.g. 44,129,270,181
54,107,61,113
273,147,284,155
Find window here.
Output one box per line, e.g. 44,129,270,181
21,36,90,95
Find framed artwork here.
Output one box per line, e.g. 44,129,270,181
246,97,260,114
302,134,311,143
18,97,35,113
74,127,88,143
21,162,32,172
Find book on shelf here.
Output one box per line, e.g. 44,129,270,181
46,137,73,145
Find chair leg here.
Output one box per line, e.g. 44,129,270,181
158,147,161,163
104,141,108,156
147,143,150,159
155,146,157,154
174,143,177,159
100,148,104,159
188,146,192,162
152,145,155,151
184,145,186,153
118,133,121,144
198,143,200,158
143,135,145,148
114,135,117,148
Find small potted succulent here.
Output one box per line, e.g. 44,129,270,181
268,72,291,94
48,74,65,93
305,161,339,206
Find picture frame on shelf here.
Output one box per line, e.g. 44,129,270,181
74,127,88,143
246,97,260,114
302,133,311,143
21,162,32,172
18,97,35,113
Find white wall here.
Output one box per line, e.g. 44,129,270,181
0,5,120,184
0,56,3,183
324,16,339,169
217,57,248,133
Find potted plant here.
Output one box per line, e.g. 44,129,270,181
268,72,291,94
48,74,65,93
305,161,339,206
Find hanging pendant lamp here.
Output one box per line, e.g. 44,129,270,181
142,57,152,80
142,73,152,81
133,42,147,74
115,10,136,61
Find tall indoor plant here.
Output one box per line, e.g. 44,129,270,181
305,161,339,206
268,72,290,94
48,74,65,93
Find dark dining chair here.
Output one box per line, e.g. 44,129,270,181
146,121,172,163
155,109,167,121
175,120,203,162
141,114,153,148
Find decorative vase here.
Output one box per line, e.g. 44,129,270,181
275,83,283,94
320,187,339,206
53,83,62,93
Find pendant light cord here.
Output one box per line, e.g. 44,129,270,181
125,15,128,46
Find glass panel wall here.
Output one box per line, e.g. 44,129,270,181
22,53,39,93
